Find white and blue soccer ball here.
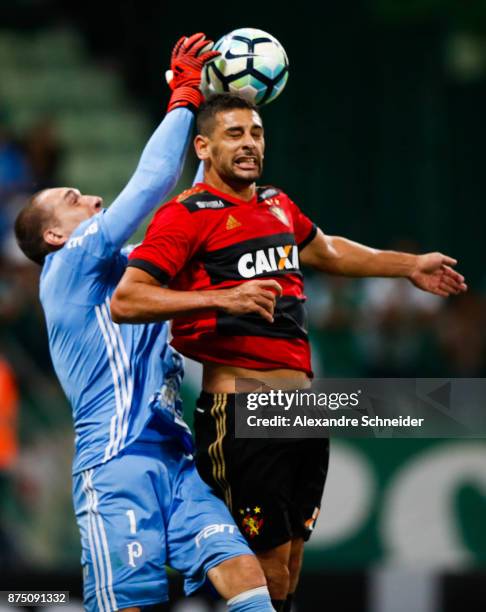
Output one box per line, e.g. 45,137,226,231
201,27,289,106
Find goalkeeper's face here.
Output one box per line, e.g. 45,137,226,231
202,109,264,185
39,187,103,247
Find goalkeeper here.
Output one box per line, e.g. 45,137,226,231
14,35,275,612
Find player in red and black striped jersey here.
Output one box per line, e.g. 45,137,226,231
127,181,315,376
112,93,467,611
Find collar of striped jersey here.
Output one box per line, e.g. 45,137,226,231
194,182,258,206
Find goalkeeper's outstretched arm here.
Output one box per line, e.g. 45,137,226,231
103,33,219,249
103,107,193,249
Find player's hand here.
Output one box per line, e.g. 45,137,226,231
166,32,220,113
219,280,283,323
409,253,468,297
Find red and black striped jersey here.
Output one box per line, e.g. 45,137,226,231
128,182,317,376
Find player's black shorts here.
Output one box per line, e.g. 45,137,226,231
194,391,330,552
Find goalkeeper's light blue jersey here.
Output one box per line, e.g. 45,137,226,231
39,108,194,474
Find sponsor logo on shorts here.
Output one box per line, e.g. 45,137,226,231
237,245,299,278
195,523,237,548
239,506,264,538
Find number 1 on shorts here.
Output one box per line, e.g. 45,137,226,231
126,509,137,534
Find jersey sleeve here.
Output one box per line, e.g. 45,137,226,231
127,202,201,284
100,107,193,250
287,197,317,248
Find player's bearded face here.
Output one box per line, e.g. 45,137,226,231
208,109,264,185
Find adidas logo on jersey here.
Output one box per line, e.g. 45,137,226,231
237,244,299,278
226,214,241,230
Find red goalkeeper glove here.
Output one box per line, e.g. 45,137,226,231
166,32,220,113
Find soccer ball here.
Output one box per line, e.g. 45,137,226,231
202,27,289,106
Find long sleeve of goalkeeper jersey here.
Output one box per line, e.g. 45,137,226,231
102,107,193,249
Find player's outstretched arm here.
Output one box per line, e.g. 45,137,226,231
103,33,219,249
300,228,468,297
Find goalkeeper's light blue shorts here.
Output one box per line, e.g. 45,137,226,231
72,440,252,611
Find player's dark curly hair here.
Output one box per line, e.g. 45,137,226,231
197,93,260,136
14,190,59,265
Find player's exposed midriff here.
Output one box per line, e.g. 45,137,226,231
202,361,311,393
